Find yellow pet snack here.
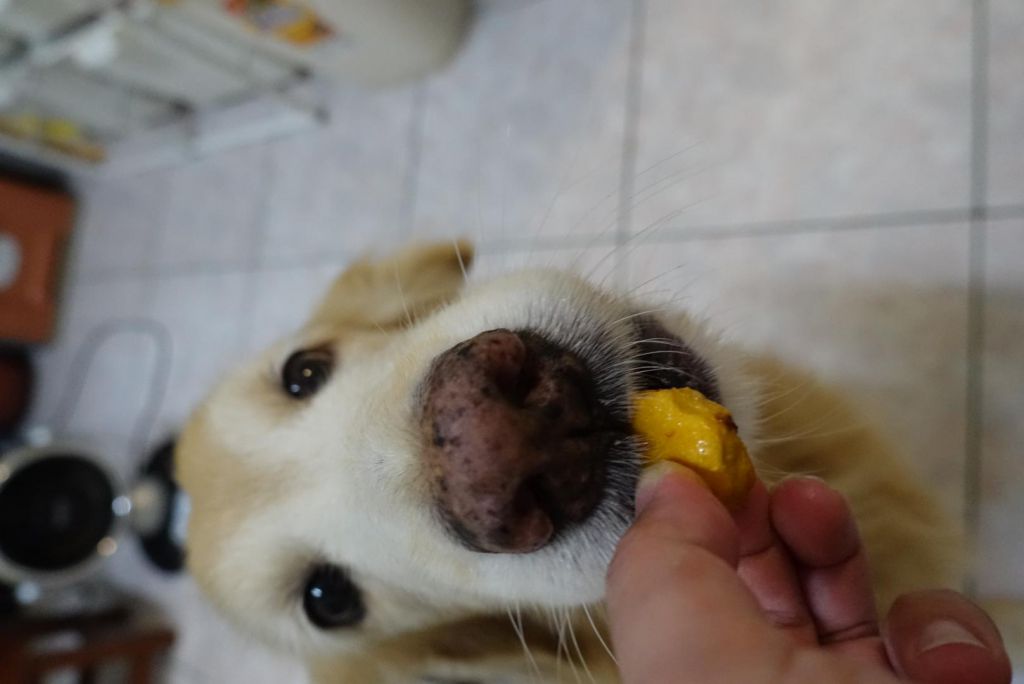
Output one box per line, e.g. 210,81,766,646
633,388,755,509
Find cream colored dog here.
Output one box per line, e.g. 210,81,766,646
176,241,961,682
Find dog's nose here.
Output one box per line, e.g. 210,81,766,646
420,329,614,553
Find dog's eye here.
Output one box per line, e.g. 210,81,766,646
281,349,333,399
303,564,365,629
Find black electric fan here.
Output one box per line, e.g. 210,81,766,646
0,320,188,617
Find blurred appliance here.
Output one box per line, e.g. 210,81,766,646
0,320,187,618
0,347,32,437
0,0,472,175
0,438,187,617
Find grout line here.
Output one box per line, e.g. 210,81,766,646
400,85,428,238
247,144,279,271
235,143,280,352
962,0,991,598
137,162,178,310
477,204,1024,254
985,203,1024,221
475,204,1016,251
71,203,1024,285
613,0,647,284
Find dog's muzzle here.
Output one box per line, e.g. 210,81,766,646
420,329,624,554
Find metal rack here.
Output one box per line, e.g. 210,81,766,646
0,0,333,177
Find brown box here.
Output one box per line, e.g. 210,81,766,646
0,178,75,343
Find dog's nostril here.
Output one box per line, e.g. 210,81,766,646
465,330,544,407
477,331,526,396
541,402,563,422
421,329,614,554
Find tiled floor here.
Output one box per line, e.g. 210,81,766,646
24,0,1023,681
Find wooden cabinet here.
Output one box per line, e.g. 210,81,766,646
0,178,75,344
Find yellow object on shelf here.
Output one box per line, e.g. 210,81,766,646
224,0,334,47
633,388,755,510
40,118,107,163
0,113,42,139
0,113,105,163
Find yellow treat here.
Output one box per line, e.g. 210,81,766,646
633,388,755,510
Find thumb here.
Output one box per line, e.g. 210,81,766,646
606,462,777,684
883,590,1012,684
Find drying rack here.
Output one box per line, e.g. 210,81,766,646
0,0,333,178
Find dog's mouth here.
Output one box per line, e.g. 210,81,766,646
420,312,718,556
630,314,720,401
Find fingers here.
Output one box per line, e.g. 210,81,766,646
607,463,784,684
733,481,817,644
770,478,884,664
884,589,1013,684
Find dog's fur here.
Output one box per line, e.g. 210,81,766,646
176,241,962,683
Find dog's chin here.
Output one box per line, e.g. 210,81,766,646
448,312,722,608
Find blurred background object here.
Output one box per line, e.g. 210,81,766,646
0,347,32,437
0,174,74,343
1,0,1022,681
0,0,471,173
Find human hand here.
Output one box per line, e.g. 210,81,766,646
606,463,1012,684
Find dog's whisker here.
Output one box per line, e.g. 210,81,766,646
565,610,597,684
509,603,543,682
573,155,706,271
622,336,681,348
500,123,511,241
755,421,867,445
592,195,710,288
561,608,584,684
565,145,696,246
605,306,675,327
582,603,618,668
551,605,570,682
528,99,603,248
630,348,708,360
754,391,848,428
622,262,689,300
391,263,414,328
569,145,703,257
748,376,818,409
587,182,708,287
452,238,469,283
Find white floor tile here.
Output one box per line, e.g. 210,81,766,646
634,0,972,233
147,272,249,435
258,88,418,264
413,0,633,244
73,173,173,276
242,263,341,354
988,0,1024,207
154,145,272,270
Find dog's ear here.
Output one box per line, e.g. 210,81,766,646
308,240,474,329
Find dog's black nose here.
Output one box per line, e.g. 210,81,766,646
420,329,615,553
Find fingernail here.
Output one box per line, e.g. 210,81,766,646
917,619,987,654
636,461,702,514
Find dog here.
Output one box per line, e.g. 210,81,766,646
176,240,962,682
